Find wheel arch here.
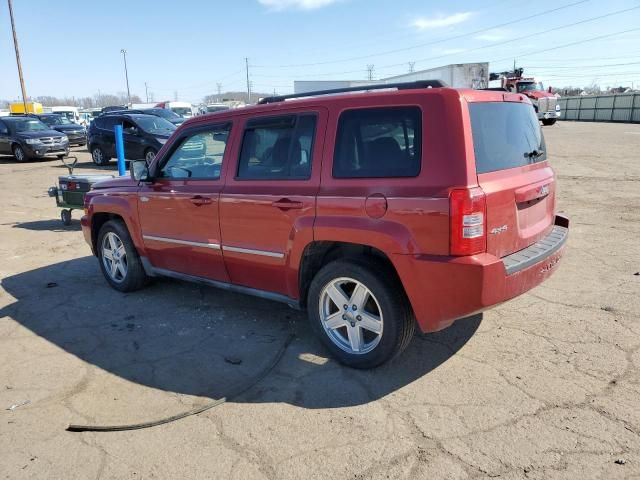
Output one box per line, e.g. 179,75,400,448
297,240,406,310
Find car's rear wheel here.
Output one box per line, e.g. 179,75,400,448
12,144,28,162
97,220,149,292
91,145,110,166
308,259,415,368
144,148,157,163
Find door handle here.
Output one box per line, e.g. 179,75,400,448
272,198,303,211
190,195,212,206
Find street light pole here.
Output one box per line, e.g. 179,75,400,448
120,49,131,106
7,0,28,113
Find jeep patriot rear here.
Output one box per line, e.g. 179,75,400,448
81,81,569,368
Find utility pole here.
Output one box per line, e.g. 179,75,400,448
408,62,416,73
7,0,28,113
145,82,149,103
216,83,222,102
120,49,131,105
245,57,251,103
367,64,375,81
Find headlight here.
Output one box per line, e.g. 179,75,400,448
25,138,41,145
157,138,168,144
61,136,69,143
556,104,561,111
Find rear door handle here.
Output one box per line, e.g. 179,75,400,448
190,195,212,206
272,198,303,210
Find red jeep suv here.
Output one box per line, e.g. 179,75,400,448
81,81,569,368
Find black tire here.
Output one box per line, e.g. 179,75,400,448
307,258,415,369
12,144,28,163
61,209,72,225
91,145,111,166
97,219,149,292
542,118,557,126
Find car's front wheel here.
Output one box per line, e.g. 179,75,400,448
542,118,557,126
308,259,415,369
97,220,149,292
12,144,28,162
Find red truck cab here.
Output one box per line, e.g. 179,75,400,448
82,81,568,368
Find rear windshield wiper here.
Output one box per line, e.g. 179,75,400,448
524,149,545,160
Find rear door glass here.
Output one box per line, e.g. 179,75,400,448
333,107,421,178
469,102,546,174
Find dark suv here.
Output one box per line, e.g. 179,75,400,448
88,113,176,165
32,114,87,146
0,116,69,162
82,81,569,368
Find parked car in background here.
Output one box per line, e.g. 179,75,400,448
87,113,176,165
33,114,86,146
154,101,195,118
0,116,69,161
48,106,81,124
206,103,230,114
102,108,185,126
81,81,569,368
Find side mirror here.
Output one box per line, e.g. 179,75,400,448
130,160,150,182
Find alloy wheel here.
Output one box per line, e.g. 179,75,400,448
101,232,128,283
319,277,383,355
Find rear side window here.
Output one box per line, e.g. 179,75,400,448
469,102,547,174
237,114,317,180
333,107,421,178
95,117,117,131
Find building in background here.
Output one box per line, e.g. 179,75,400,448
294,63,489,94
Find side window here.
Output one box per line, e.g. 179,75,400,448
237,114,317,180
159,125,230,180
97,117,116,131
122,119,137,134
333,107,421,178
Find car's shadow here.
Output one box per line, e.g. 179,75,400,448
1,257,481,409
7,219,81,232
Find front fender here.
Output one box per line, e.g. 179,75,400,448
89,191,143,252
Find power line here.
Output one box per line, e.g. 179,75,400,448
252,0,589,69
246,6,640,80
525,61,640,70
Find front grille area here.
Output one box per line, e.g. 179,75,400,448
39,137,65,146
538,97,557,113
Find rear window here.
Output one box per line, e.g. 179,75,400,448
469,102,547,174
333,107,421,178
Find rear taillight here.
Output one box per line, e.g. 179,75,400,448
450,187,487,256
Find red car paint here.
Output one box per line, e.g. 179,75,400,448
82,86,568,333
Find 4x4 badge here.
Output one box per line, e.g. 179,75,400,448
490,225,508,235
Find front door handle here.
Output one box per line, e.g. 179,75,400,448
272,198,303,210
190,195,212,206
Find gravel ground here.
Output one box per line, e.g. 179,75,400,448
0,121,639,479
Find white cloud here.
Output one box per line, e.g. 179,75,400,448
412,12,473,30
474,31,506,42
258,0,339,10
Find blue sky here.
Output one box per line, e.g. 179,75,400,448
1,0,639,103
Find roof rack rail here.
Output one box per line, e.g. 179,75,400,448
479,87,508,91
257,80,448,105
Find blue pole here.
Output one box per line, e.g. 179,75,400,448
114,124,126,176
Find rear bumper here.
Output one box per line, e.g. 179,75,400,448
394,214,569,333
538,111,561,120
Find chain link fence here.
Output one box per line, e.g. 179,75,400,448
558,93,640,123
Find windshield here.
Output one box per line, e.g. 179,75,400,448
171,107,192,117
146,109,180,120
7,118,50,132
134,116,176,135
517,82,544,93
42,115,72,125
